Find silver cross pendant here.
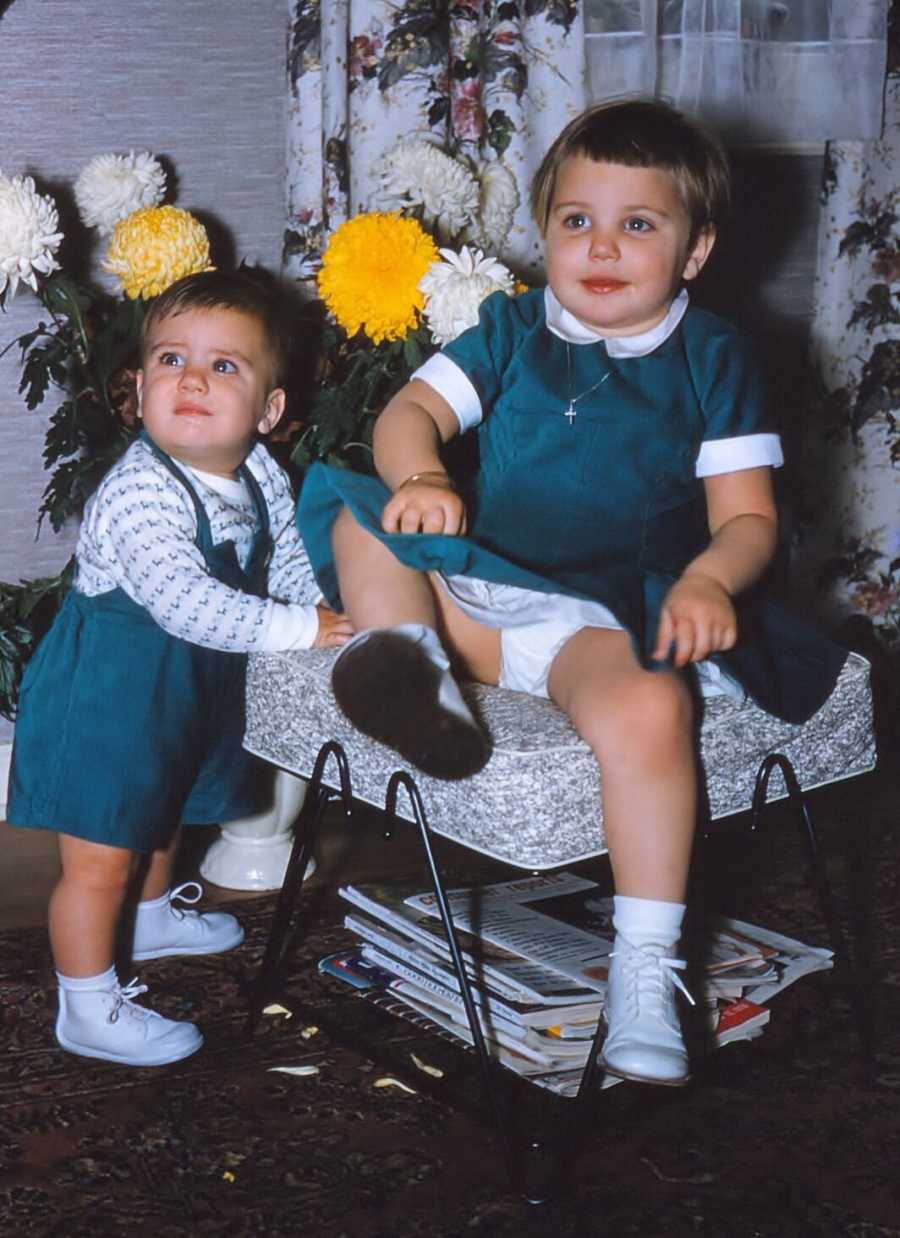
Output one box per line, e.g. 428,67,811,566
564,401,577,425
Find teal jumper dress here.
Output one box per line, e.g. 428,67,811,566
298,291,847,725
7,440,273,851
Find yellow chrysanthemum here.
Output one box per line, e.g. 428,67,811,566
318,212,439,344
102,205,212,300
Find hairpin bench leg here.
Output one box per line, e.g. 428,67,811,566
750,752,869,1057
244,742,352,1038
385,771,607,1206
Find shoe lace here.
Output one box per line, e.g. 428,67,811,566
108,977,149,1024
611,937,696,1015
169,881,203,921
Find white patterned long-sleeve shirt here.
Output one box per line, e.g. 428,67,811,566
74,437,321,652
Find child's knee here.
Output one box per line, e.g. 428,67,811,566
583,670,692,755
59,836,133,893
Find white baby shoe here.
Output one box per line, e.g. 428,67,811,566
56,973,202,1067
131,881,244,961
599,934,694,1087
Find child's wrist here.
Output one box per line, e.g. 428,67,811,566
396,470,455,492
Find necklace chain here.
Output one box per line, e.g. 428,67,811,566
564,342,611,424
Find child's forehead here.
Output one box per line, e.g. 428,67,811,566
552,156,687,209
555,154,678,188
144,305,265,349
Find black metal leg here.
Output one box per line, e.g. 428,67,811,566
750,753,870,1058
384,770,607,1206
244,742,353,1038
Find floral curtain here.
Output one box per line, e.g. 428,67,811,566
791,44,900,656
583,0,889,143
284,0,588,281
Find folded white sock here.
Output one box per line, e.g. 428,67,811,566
612,894,685,950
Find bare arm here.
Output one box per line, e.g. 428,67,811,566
654,466,778,665
374,379,468,535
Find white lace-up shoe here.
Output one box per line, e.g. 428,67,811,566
131,882,244,961
56,978,203,1066
599,935,694,1086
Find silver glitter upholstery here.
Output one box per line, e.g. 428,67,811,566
244,650,875,871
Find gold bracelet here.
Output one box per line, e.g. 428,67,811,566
397,470,455,490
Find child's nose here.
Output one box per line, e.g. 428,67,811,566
589,228,620,260
178,365,207,391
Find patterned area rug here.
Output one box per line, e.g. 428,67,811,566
1,780,898,1238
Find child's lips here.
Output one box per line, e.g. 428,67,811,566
582,278,627,294
174,404,211,417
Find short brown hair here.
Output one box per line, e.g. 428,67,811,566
530,98,731,245
140,267,294,388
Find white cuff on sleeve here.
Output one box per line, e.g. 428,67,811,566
695,433,784,477
261,602,319,651
411,354,483,431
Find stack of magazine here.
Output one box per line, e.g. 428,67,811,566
319,870,834,1096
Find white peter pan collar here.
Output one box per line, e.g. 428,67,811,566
544,285,690,356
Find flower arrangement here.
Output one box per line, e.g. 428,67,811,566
0,138,524,715
0,151,214,716
291,137,521,474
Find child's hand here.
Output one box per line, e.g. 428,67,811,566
653,572,737,666
313,604,355,649
381,477,467,536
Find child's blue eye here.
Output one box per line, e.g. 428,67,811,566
213,359,238,374
563,212,590,231
624,217,653,234
160,352,183,367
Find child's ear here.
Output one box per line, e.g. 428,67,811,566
682,227,716,282
258,388,286,436
135,370,144,418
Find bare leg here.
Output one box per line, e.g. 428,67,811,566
49,833,135,977
330,507,501,778
136,827,182,902
332,505,501,681
332,505,437,629
548,627,696,901
548,628,696,1085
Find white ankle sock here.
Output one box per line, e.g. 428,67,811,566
56,965,118,993
612,895,685,950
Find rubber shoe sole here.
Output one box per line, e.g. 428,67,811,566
55,1020,203,1067
332,632,491,780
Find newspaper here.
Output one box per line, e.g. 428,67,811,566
338,879,607,1005
345,913,604,1027
400,871,808,996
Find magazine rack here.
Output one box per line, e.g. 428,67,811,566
242,648,876,1204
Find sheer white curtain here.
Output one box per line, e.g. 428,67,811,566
584,1,888,142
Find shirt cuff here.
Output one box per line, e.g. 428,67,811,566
411,354,483,431
695,433,784,477
261,602,319,651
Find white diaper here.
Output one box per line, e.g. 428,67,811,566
437,574,745,702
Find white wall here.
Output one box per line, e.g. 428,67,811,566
0,0,288,742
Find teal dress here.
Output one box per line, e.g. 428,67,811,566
299,291,847,724
7,440,273,851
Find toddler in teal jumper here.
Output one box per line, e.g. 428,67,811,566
7,269,352,1066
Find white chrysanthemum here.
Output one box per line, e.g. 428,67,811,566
0,174,63,299
374,139,479,239
470,160,519,252
74,151,166,236
419,245,515,345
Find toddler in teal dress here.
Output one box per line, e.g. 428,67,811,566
7,270,352,1067
298,100,847,1086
